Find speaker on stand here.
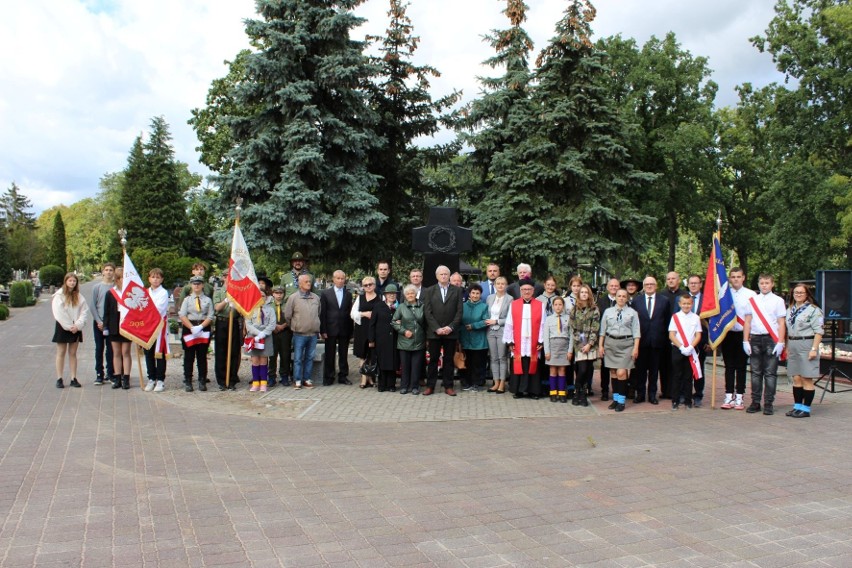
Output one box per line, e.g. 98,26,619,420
815,270,852,401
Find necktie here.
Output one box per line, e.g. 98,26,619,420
692,295,698,313
441,287,446,302
647,295,652,315
276,304,281,320
195,297,201,312
490,282,495,295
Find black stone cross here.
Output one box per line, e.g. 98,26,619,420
412,207,473,287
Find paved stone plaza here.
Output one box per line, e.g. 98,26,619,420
1,284,851,567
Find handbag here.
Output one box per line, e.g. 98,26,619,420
453,345,466,369
359,352,378,377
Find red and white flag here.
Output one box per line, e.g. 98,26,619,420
118,251,164,349
226,222,262,318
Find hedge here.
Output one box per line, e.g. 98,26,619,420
0,304,9,320
9,282,28,308
39,265,65,287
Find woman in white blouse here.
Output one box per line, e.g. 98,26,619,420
485,277,511,393
52,273,90,389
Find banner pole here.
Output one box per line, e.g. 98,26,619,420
226,310,234,388
711,349,718,409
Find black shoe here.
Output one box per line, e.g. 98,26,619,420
792,410,810,418
322,380,334,386
69,378,82,388
184,382,194,392
560,395,568,403
94,377,104,386
608,401,617,410
786,408,798,417
551,395,558,402
198,381,207,392
746,402,761,413
649,397,659,405
513,393,525,399
56,378,64,389
586,388,594,397
615,403,625,412
601,392,609,401
338,378,352,385
763,406,774,415
672,402,679,410
581,396,589,407
121,375,130,390
529,394,540,400
112,376,122,389
572,397,580,406
634,395,645,404
228,384,237,391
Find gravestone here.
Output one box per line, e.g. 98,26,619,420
412,207,473,287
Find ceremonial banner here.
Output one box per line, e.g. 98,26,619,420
118,251,164,349
226,222,263,317
699,232,736,350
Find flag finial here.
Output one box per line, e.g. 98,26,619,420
716,210,723,232
235,197,243,222
118,228,127,253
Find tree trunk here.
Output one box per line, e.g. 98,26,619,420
667,210,677,272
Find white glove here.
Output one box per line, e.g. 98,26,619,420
191,325,203,335
255,332,266,341
742,341,752,356
679,346,691,357
772,343,784,358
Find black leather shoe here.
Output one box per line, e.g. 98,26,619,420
218,385,227,391
615,403,625,412
763,406,774,415
529,394,540,400
198,381,207,392
184,382,194,392
571,397,580,406
785,408,797,417
649,397,659,405
69,378,82,388
601,392,609,401
633,395,645,404
746,402,761,413
513,392,525,399
608,401,617,410
338,378,352,385
56,378,64,389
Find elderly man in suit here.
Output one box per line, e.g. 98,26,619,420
422,265,464,396
506,263,545,299
320,270,354,385
632,276,671,405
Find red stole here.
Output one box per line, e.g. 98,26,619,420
510,299,543,375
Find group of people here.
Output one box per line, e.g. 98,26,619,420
50,254,825,418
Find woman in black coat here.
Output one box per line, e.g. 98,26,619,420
368,284,399,392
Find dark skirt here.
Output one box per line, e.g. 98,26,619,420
109,332,131,343
52,322,83,344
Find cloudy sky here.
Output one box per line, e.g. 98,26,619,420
0,0,784,214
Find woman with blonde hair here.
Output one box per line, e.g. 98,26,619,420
52,273,90,388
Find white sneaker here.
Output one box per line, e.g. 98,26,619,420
720,394,734,409
734,396,745,410
294,381,302,390
144,380,156,392
153,380,165,392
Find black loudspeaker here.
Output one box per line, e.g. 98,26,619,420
816,270,852,320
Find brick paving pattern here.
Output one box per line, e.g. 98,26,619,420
0,282,850,567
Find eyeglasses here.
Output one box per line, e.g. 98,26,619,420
363,283,375,287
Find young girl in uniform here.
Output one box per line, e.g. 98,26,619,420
542,296,572,403
52,273,90,389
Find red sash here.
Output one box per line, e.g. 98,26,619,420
510,300,543,374
749,297,786,361
673,313,702,380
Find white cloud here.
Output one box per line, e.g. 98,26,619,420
0,0,783,214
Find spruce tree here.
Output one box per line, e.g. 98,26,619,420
363,0,462,266
456,0,537,267
216,0,385,264
465,0,653,270
48,211,68,272
119,117,191,253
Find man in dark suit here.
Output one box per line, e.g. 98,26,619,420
632,276,672,404
506,262,545,299
422,265,463,396
320,270,354,385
